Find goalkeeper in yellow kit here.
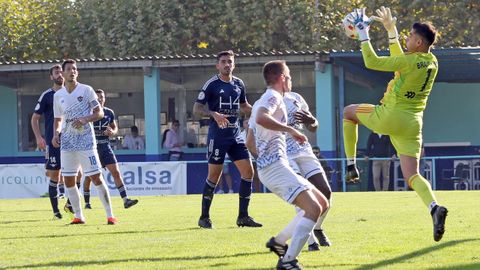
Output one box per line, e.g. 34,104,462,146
343,7,448,242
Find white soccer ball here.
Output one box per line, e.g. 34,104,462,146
342,11,359,40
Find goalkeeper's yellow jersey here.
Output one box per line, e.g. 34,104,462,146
361,41,438,113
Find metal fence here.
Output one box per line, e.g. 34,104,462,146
320,155,480,192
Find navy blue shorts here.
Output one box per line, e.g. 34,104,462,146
45,144,61,171
207,136,250,165
97,145,118,168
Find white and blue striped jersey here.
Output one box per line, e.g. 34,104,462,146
284,92,314,158
249,89,288,170
53,83,99,152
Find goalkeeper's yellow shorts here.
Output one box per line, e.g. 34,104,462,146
356,103,423,158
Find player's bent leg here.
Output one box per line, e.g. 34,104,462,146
279,190,321,267
401,154,448,241
106,163,138,209
343,105,361,183
233,158,262,227
401,155,436,207
308,182,332,246
268,208,305,257
343,104,361,123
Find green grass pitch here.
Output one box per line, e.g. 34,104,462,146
0,191,479,269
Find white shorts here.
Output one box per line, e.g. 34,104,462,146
61,150,101,177
258,159,314,204
291,154,326,179
288,158,301,175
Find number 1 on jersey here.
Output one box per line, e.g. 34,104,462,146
420,69,433,92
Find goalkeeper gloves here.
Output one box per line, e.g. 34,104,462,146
347,8,372,42
371,6,398,40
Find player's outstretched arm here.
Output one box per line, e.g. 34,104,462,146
370,6,403,55
360,41,408,72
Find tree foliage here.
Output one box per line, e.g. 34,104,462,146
0,0,478,62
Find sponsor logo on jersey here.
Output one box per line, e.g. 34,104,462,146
404,91,416,99
268,96,277,106
219,89,225,94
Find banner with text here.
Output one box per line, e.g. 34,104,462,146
0,162,187,199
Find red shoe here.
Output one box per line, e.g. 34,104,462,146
70,218,85,225
107,217,117,225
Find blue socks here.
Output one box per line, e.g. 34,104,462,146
201,179,216,219
239,178,252,218
48,180,59,214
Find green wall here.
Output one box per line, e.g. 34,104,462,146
344,81,386,149
0,86,17,156
424,83,480,145
344,81,480,149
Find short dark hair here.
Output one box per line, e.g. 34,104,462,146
413,22,437,47
217,50,235,61
62,59,76,71
131,126,139,133
49,64,62,76
95,89,105,94
262,60,287,85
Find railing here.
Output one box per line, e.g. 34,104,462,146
320,155,480,192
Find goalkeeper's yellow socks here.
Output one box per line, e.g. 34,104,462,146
343,119,358,165
408,174,438,211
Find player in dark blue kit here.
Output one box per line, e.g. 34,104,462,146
31,64,65,219
83,89,139,209
193,50,262,229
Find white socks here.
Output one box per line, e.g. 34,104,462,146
276,208,304,244
94,181,114,218
347,158,356,166
283,217,316,262
429,201,438,212
66,186,84,220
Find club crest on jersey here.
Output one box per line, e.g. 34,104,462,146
234,86,241,94
268,96,278,106
77,96,83,102
198,91,205,100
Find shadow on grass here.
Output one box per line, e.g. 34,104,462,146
432,263,480,270
0,251,270,270
0,219,44,225
353,238,480,270
0,227,202,240
0,209,44,213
